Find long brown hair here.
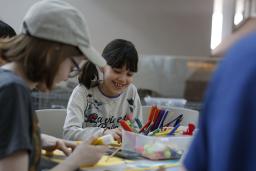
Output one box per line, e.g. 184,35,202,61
0,34,82,90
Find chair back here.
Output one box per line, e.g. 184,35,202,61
36,109,67,138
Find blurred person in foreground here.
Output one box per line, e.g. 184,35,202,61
182,32,256,171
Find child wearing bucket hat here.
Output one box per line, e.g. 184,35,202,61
0,0,107,171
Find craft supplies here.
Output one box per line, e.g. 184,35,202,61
122,130,193,160
119,106,196,161
135,117,142,129
167,123,180,136
183,123,196,135
139,142,183,160
91,134,115,145
105,147,122,162
119,119,134,132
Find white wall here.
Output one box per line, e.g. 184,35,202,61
0,0,213,56
222,0,236,39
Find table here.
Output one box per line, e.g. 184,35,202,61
42,150,181,171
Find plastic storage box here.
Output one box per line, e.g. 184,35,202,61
144,96,187,108
122,130,193,154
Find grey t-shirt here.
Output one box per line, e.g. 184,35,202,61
0,69,41,171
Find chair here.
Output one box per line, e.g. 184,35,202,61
36,109,67,138
141,106,199,126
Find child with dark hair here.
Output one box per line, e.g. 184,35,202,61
0,20,16,38
0,20,16,65
64,39,142,142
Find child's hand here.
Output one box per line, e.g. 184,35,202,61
41,134,76,156
54,138,108,170
66,140,108,168
103,128,122,143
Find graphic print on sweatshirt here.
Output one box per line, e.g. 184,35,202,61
83,94,135,129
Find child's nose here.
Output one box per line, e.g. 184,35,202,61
118,74,127,82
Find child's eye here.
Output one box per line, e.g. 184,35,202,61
127,73,134,77
113,69,122,73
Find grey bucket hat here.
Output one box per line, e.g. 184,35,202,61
22,0,106,67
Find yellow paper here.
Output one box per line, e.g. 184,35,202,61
41,150,130,168
82,155,129,168
41,150,179,170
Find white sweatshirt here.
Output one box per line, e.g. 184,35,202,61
63,84,142,141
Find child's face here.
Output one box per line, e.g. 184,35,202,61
54,56,83,85
102,65,134,96
36,56,84,91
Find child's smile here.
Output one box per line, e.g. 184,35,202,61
112,81,128,89
101,65,133,97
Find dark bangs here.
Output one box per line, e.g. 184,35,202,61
102,39,138,72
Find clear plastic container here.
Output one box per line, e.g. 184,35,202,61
122,130,193,154
144,96,187,107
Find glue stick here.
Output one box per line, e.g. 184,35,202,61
91,134,114,145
